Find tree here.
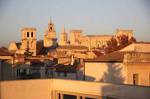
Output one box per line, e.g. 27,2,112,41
117,35,129,45
105,35,136,53
105,37,118,53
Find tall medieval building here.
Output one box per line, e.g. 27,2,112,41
44,19,57,47
59,26,68,46
19,27,37,56
8,27,37,56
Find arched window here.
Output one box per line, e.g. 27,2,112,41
27,32,29,37
31,32,33,37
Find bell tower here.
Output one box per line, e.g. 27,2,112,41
20,27,37,56
44,18,57,47
59,26,68,46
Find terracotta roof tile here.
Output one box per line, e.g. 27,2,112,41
85,51,124,62
0,47,13,56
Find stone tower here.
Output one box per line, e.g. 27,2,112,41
44,19,57,47
70,29,82,45
20,27,36,56
59,26,68,46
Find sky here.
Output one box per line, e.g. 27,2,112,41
0,0,150,47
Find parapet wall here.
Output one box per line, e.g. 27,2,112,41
124,52,150,63
0,79,150,99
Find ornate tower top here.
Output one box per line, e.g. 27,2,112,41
44,18,57,47
21,27,36,40
46,18,55,33
59,26,68,46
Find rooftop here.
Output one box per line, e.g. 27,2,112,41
0,47,13,56
85,51,124,62
57,45,88,50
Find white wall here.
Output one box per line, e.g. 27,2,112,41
84,62,127,84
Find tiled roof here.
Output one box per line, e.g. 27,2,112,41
92,50,104,56
85,51,124,62
36,40,57,55
0,47,13,56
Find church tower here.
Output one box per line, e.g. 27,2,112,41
44,19,57,47
59,26,68,46
20,27,37,56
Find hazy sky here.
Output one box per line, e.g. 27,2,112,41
0,0,150,47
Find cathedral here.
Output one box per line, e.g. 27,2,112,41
8,19,134,57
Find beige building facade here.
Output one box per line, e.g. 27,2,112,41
1,79,150,99
59,27,68,46
120,42,150,52
84,51,150,86
67,29,133,49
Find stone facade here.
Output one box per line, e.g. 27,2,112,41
69,29,112,49
84,52,150,86
59,27,68,46
70,29,82,45
67,29,133,49
14,27,37,56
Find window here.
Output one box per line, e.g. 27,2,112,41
27,32,29,37
133,74,139,85
64,72,67,77
63,94,76,99
57,72,60,76
50,27,52,30
17,69,20,76
31,32,33,37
